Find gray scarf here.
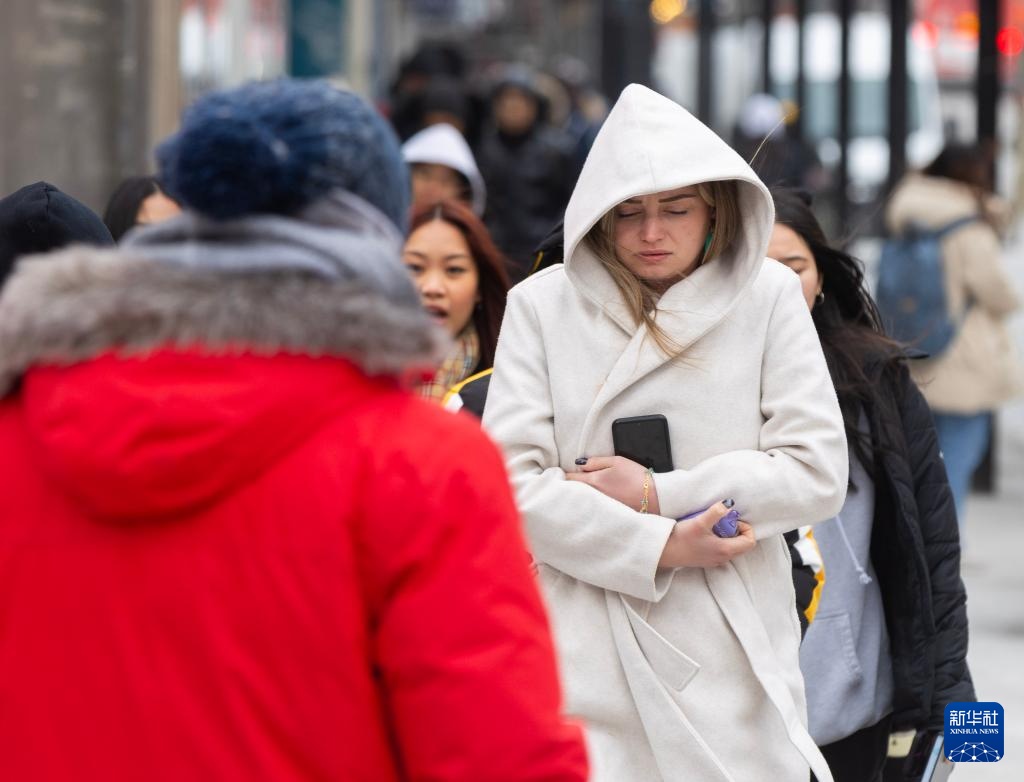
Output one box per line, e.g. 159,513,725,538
123,189,420,309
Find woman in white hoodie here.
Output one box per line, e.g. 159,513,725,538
402,122,487,216
483,85,848,782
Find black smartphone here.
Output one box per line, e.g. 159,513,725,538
612,414,674,473
900,730,943,779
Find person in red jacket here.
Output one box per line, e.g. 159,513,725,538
0,79,587,782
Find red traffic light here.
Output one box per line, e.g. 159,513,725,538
997,26,1024,57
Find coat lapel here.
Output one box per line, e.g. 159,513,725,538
573,260,737,453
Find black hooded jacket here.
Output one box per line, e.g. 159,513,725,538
863,353,974,730
477,89,577,282
0,181,113,288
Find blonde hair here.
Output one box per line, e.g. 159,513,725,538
584,180,741,356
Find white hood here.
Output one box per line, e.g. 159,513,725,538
402,123,487,216
564,84,774,338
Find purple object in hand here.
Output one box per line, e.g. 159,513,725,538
712,510,740,538
678,505,740,538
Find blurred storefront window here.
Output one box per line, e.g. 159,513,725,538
649,0,986,233
180,0,286,104
387,0,598,87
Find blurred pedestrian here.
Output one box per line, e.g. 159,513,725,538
416,76,473,136
732,93,787,167
102,175,181,241
779,101,829,192
0,79,587,782
550,56,608,170
387,43,468,141
769,188,973,782
403,200,509,403
483,84,847,782
886,144,1024,529
477,67,577,281
402,123,486,215
732,93,825,191
0,180,113,290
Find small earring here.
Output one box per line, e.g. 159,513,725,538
815,290,825,305
701,230,714,263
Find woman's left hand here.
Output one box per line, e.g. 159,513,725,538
566,456,660,515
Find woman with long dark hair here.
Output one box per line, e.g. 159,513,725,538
403,199,510,402
769,188,974,782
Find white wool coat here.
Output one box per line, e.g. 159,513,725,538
483,85,848,782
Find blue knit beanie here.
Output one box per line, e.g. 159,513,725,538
156,79,409,231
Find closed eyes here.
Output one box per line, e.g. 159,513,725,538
616,209,689,219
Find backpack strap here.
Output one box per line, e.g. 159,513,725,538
933,214,979,239
901,215,978,241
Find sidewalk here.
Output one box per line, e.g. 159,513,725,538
949,400,1024,780
948,226,1024,779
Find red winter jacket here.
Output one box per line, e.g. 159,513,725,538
0,248,587,782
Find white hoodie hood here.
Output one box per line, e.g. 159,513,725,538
402,123,487,216
564,84,774,340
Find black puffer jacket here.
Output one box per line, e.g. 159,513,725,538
866,354,974,730
477,126,577,282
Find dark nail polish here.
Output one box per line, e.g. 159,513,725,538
723,498,735,509
575,457,588,465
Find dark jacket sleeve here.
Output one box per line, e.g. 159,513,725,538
894,363,975,725
455,372,491,419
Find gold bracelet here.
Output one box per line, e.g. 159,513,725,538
639,468,653,513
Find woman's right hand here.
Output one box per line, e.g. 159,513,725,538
658,502,756,568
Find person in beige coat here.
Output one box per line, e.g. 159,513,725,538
483,84,848,782
886,146,1024,528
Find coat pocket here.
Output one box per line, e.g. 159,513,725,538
621,597,701,691
813,612,864,680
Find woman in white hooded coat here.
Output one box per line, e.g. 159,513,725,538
483,85,848,781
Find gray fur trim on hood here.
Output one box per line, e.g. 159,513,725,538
0,249,448,398
0,188,449,395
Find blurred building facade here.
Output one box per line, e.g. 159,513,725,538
1,0,1022,219
0,0,390,210
0,0,295,212
0,0,599,211
0,0,183,211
